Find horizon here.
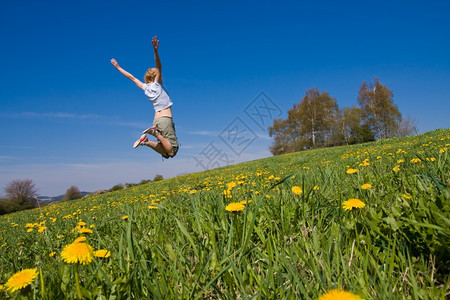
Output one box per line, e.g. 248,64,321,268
1,0,449,196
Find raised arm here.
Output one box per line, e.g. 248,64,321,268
152,36,162,83
111,58,144,89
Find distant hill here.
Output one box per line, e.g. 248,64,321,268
38,192,90,203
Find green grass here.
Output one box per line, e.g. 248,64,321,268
1,129,449,299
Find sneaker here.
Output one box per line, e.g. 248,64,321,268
143,126,161,136
133,134,148,148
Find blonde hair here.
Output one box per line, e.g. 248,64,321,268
144,68,162,83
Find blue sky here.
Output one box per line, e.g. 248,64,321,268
1,0,449,196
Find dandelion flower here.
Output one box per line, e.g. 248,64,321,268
5,268,38,293
94,249,111,258
346,168,358,174
313,186,320,191
0,284,3,292
292,186,303,195
226,181,236,189
342,198,366,210
49,252,56,257
361,183,372,190
410,158,421,163
440,148,446,153
392,165,400,172
122,216,129,220
318,289,363,300
225,202,245,212
402,194,411,200
240,199,253,205
61,242,93,265
148,205,159,209
78,227,93,234
73,236,87,243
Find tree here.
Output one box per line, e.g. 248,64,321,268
297,88,339,148
396,115,418,137
4,179,38,210
269,88,339,154
358,78,401,139
153,174,164,182
341,106,375,144
62,186,83,201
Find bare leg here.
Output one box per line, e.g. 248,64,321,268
142,140,170,157
142,133,174,157
153,131,174,156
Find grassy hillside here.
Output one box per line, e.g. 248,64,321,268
1,129,449,299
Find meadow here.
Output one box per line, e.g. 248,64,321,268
0,129,449,299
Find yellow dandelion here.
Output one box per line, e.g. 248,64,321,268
27,228,33,233
77,221,86,227
122,215,129,220
94,249,111,258
410,158,421,163
342,198,366,210
292,186,303,195
5,268,38,293
223,189,232,198
38,226,47,233
0,284,3,292
402,194,411,200
397,159,404,163
78,227,93,234
313,186,320,191
73,236,87,243
346,168,358,174
240,199,253,205
148,205,159,209
25,223,34,228
17,242,24,246
1,242,7,248
440,148,446,153
318,289,363,300
392,165,400,172
226,181,237,189
361,183,372,190
225,202,245,212
49,252,56,257
61,242,93,265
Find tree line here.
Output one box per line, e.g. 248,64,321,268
1,174,165,215
268,78,417,155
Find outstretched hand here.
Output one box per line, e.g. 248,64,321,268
152,36,159,52
110,58,119,68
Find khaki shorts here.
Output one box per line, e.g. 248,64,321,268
153,117,179,157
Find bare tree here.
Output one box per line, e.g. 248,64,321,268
396,115,418,137
4,179,38,209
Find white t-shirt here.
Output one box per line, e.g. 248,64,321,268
142,82,173,112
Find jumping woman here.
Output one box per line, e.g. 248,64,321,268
111,36,178,158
